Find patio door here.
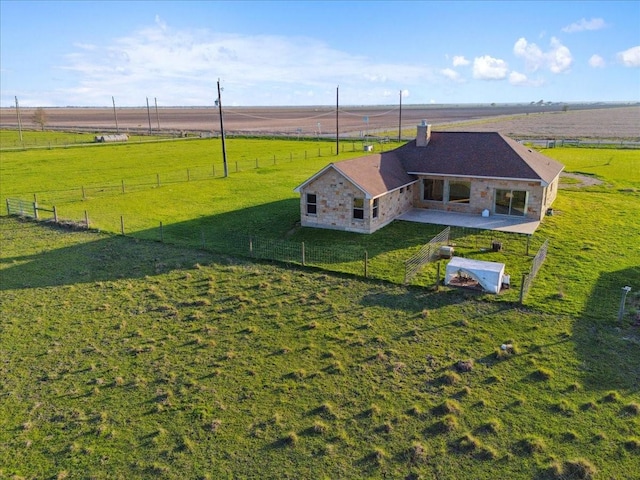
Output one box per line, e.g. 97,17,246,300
495,189,527,216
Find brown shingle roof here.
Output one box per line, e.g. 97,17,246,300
330,151,416,198
398,132,564,185
295,131,564,197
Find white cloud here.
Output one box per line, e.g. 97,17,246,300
617,46,640,67
548,38,572,73
73,43,97,51
508,71,528,85
56,19,436,106
441,68,461,81
363,74,389,82
562,18,607,33
588,54,605,68
452,55,470,67
508,71,545,87
472,55,508,80
513,37,544,71
513,37,572,73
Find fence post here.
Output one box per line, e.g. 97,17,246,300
301,242,306,266
5,199,9,216
160,222,164,242
120,216,125,235
436,262,441,289
187,169,190,181
273,155,276,165
53,206,58,223
84,210,89,228
235,161,239,173
519,273,528,304
121,180,125,194
255,158,259,169
364,251,368,278
249,237,253,257
82,186,86,200
33,201,39,219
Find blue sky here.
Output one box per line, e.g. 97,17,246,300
1,0,639,107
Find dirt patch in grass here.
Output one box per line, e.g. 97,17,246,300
559,172,604,188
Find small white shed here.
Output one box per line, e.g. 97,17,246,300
445,257,505,294
95,134,129,143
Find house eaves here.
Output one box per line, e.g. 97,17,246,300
293,163,337,193
405,171,546,185
293,163,373,198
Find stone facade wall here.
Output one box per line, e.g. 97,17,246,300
299,169,371,233
299,169,415,233
299,170,562,232
543,177,559,213
370,183,415,231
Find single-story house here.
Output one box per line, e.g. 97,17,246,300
294,122,564,234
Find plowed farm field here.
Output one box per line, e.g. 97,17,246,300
1,103,638,139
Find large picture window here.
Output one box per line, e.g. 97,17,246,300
495,189,527,216
423,179,444,201
306,193,317,215
448,181,471,204
353,197,364,219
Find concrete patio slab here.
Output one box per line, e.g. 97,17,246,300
397,208,540,235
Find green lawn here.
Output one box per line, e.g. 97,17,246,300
0,128,172,149
1,135,639,478
1,212,638,479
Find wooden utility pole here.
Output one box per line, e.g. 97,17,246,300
398,90,403,142
15,96,23,143
217,79,229,177
112,96,119,133
146,97,152,134
336,86,340,155
155,97,160,130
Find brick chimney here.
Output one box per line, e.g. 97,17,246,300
416,120,431,147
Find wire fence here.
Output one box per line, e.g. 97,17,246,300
2,139,400,210
520,139,640,149
404,227,450,284
519,239,549,303
5,198,548,295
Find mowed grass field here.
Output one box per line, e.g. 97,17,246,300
1,134,639,479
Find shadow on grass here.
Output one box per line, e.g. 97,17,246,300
0,218,215,290
574,266,640,392
128,199,464,275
